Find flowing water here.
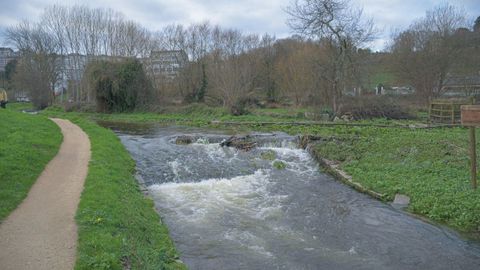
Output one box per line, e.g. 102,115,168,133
102,123,480,270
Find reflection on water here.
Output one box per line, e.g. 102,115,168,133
103,122,480,270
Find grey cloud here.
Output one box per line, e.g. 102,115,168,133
1,0,479,50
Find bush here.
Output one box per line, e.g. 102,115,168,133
177,103,228,118
230,100,249,116
62,101,97,113
229,97,262,116
338,96,414,120
84,59,153,113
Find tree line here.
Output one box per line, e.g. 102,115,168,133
3,1,479,112
389,4,480,100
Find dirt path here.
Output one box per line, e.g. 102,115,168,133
0,118,90,270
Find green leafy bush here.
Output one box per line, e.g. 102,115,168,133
84,59,153,113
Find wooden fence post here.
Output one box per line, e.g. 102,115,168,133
461,104,480,190
470,127,478,189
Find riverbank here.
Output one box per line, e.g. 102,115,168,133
43,105,480,235
0,105,62,222
309,126,480,234
40,110,186,269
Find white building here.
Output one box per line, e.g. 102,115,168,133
0,47,18,72
56,54,89,92
147,50,188,79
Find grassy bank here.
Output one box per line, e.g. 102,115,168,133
0,106,62,222
310,126,480,233
47,104,480,234
48,104,312,125
42,111,185,269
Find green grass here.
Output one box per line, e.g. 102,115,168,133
306,126,480,233
0,107,62,222
6,102,35,111
41,111,186,270
46,103,312,125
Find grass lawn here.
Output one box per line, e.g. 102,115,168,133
0,104,62,222
42,110,186,270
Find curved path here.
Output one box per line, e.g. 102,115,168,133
0,118,90,270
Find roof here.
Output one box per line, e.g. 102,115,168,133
151,50,185,54
150,50,188,58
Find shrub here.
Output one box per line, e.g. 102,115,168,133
84,59,153,113
229,99,248,116
229,97,261,116
338,96,414,120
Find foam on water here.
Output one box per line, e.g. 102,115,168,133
259,146,318,176
191,141,234,161
149,169,280,221
167,159,181,181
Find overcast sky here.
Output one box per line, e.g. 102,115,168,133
0,0,479,51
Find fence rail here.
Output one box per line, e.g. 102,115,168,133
429,99,472,124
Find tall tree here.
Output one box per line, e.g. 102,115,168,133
6,21,62,108
473,16,480,32
275,39,318,106
286,0,374,112
390,3,467,99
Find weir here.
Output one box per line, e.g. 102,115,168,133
102,123,480,270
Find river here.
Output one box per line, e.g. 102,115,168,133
102,122,480,270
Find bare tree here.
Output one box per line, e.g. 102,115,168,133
6,21,62,108
255,34,278,103
8,5,160,104
208,29,261,109
390,3,467,100
275,38,318,106
286,0,375,111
